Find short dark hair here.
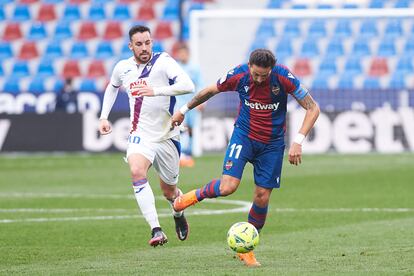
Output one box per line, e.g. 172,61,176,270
249,49,276,68
129,25,151,41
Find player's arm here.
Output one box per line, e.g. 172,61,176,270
289,87,320,165
99,63,122,135
99,84,120,135
171,84,220,128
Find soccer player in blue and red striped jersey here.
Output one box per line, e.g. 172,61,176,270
171,49,320,266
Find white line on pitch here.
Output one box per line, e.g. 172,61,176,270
273,208,414,213
1,206,413,224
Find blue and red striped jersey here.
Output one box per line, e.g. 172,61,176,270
216,64,308,143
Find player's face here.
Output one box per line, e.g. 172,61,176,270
249,64,272,84
129,31,153,64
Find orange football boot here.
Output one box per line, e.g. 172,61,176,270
237,251,261,267
173,190,198,212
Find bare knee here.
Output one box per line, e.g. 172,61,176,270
130,165,147,181
219,176,240,196
253,187,272,207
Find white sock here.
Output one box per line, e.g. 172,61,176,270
167,188,184,218
132,179,160,230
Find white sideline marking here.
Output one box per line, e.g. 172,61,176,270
0,197,251,224
0,192,413,224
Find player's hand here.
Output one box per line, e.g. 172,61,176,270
170,111,185,130
133,84,155,97
99,119,112,135
288,143,302,166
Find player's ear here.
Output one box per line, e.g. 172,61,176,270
128,41,133,51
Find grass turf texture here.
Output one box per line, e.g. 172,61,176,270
0,153,413,275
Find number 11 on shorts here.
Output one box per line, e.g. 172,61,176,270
229,143,242,159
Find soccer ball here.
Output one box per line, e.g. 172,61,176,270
227,222,259,253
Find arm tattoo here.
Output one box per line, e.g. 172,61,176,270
299,94,316,110
188,89,216,109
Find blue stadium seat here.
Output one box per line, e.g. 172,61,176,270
54,21,73,40
188,2,205,12
0,6,4,20
395,0,410,8
3,77,21,94
44,42,63,59
325,40,344,57
312,77,329,89
249,39,268,54
36,60,55,77
300,40,319,57
316,4,333,9
12,5,31,21
351,40,371,57
389,73,406,89
363,77,381,89
333,20,352,38
369,0,385,8
283,20,301,37
88,4,106,21
28,77,46,94
359,20,378,38
404,36,414,55
120,43,131,59
384,20,403,39
267,0,282,9
377,40,396,57
274,39,292,61
53,78,65,93
152,41,164,52
343,3,358,8
256,19,276,40
70,41,89,59
0,42,13,59
27,23,47,40
0,62,4,76
395,56,413,75
338,74,355,89
63,5,81,21
344,57,362,75
292,4,307,9
79,78,98,92
112,5,131,20
181,19,190,40
318,59,337,76
308,20,326,38
162,2,180,20
11,61,30,77
95,41,114,59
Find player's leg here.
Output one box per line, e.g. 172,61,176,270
127,137,167,247
249,186,272,232
153,137,189,241
238,141,284,267
174,129,252,211
248,141,284,232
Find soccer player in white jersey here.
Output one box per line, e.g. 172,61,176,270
99,25,195,247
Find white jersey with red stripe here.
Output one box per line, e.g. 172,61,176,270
108,52,194,142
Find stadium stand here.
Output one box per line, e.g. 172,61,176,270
0,0,413,94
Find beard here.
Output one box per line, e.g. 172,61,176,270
135,51,151,64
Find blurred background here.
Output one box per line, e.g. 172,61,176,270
0,0,413,155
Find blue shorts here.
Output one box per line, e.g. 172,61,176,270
222,128,285,189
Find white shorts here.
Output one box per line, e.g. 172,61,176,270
126,135,181,185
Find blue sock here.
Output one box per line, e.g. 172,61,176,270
248,202,268,232
195,179,221,201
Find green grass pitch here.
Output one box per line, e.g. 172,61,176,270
0,153,413,275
